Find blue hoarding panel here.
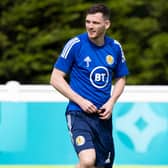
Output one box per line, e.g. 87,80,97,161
0,102,167,165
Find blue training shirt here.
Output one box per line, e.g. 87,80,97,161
54,33,129,111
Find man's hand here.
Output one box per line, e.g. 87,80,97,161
79,99,98,114
97,102,114,120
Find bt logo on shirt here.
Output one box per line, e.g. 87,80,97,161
90,66,109,89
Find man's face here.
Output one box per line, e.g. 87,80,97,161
85,12,110,40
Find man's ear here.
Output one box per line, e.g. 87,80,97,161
105,20,111,30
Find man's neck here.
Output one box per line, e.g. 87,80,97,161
90,37,105,46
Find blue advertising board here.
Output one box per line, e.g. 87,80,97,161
0,101,167,165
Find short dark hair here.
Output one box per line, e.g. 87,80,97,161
86,3,111,20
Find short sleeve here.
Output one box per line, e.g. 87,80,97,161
113,40,129,78
54,37,80,73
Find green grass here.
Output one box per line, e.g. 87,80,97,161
0,165,168,168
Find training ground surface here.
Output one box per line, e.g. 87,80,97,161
0,166,168,168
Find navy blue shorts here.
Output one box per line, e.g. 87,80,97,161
66,111,114,168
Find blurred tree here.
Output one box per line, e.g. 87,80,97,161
107,0,168,84
0,0,88,83
0,0,167,84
